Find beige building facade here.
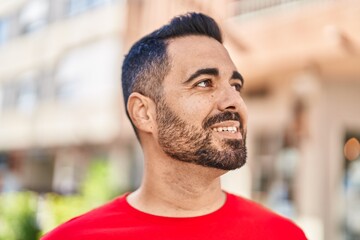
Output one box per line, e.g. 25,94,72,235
0,0,359,239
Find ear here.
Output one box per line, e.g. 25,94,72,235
127,92,156,133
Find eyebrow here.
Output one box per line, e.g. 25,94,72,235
183,68,244,86
231,71,244,86
183,68,219,84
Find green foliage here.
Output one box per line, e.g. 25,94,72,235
0,159,123,239
41,158,122,234
42,194,90,232
0,191,40,240
80,158,120,202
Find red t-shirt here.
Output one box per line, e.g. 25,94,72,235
42,192,307,240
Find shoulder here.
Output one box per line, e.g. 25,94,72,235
225,192,307,239
41,194,129,240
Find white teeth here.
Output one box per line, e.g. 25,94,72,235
213,127,238,133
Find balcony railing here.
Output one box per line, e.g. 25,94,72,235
229,0,332,18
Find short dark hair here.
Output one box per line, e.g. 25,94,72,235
121,12,223,135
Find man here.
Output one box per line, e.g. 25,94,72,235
43,12,307,239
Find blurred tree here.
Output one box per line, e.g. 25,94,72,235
0,192,40,240
41,158,123,234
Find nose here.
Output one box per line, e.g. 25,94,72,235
216,84,248,127
217,84,245,112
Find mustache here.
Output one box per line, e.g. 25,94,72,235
203,111,241,130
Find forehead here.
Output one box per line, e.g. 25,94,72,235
166,35,236,79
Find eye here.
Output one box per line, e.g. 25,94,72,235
231,83,242,92
196,79,213,88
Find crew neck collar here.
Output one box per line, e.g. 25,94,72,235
117,191,234,223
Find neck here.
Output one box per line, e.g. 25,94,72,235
127,150,227,217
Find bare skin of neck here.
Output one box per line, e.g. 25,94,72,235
127,146,227,217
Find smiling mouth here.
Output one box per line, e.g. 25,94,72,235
211,125,243,140
212,126,238,134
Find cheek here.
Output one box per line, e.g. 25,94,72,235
175,95,214,121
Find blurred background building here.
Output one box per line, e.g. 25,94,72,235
0,0,359,239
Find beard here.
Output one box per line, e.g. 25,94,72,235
156,98,247,170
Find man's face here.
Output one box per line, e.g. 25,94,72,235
155,35,248,170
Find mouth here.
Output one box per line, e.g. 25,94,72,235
212,126,238,133
210,121,242,139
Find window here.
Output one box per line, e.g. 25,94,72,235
19,0,49,34
67,0,113,16
0,19,9,45
55,39,119,105
1,72,39,113
16,77,39,113
1,82,17,111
